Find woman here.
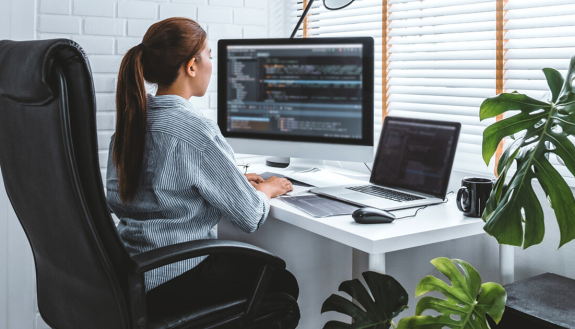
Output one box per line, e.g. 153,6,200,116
106,17,298,314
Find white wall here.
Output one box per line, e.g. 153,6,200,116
0,172,37,329
0,0,36,41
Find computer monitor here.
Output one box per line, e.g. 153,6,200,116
217,37,374,165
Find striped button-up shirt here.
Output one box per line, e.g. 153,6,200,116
106,94,270,291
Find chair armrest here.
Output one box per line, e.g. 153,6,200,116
130,239,286,274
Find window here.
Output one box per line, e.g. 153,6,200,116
290,0,575,180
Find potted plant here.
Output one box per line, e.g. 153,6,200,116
321,258,506,328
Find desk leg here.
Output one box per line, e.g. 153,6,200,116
368,253,386,273
353,249,386,278
499,244,514,285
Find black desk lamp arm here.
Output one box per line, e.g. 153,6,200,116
290,0,316,38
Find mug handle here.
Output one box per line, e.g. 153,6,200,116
457,187,471,213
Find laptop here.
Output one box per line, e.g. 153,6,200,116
310,116,461,211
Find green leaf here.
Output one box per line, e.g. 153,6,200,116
480,55,575,248
321,272,409,329
479,92,549,121
543,68,564,103
482,146,519,222
476,282,507,323
484,150,545,247
480,93,549,165
557,56,575,105
496,138,521,177
535,156,575,247
397,258,507,329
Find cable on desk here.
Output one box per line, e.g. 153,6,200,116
394,206,428,219
364,162,372,173
393,191,453,220
444,190,454,202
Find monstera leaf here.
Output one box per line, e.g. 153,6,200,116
481,55,575,248
397,258,506,329
321,271,409,329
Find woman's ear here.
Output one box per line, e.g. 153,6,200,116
186,57,196,78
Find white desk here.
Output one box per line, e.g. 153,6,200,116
218,163,514,327
270,181,514,281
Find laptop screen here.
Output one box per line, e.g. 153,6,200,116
370,117,461,198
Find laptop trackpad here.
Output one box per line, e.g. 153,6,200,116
344,191,399,207
349,193,374,202
342,191,384,203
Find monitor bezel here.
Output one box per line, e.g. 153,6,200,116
217,37,374,147
370,116,462,199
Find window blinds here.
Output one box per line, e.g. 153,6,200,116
386,0,498,174
291,0,497,173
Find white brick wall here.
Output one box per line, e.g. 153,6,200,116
159,3,197,20
209,0,243,7
73,0,116,17
198,6,233,23
233,8,266,25
84,17,125,36
40,0,71,15
118,1,158,19
173,0,208,5
127,19,158,37
116,36,142,54
39,15,81,33
93,75,116,92
72,35,115,54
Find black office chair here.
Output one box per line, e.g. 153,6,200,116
0,39,300,329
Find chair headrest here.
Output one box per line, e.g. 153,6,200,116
0,39,90,104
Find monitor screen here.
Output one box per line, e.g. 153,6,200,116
370,117,461,198
218,38,373,147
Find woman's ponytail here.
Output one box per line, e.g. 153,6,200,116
113,45,147,203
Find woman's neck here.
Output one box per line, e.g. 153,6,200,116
155,83,193,100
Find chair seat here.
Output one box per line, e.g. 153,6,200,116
148,293,299,329
148,298,246,329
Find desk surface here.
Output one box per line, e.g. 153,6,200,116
252,163,486,255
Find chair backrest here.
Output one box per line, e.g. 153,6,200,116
0,39,133,329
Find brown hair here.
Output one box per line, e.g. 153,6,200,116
114,17,207,203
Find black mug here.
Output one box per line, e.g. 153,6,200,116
456,177,493,217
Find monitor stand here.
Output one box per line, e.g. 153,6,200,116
266,156,290,168
265,157,326,170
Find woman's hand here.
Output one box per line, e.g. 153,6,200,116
255,176,293,199
245,173,264,187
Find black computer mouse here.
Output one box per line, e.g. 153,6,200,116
352,207,396,224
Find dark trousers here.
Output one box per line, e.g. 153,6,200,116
146,254,299,316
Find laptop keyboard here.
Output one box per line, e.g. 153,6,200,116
346,185,425,202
